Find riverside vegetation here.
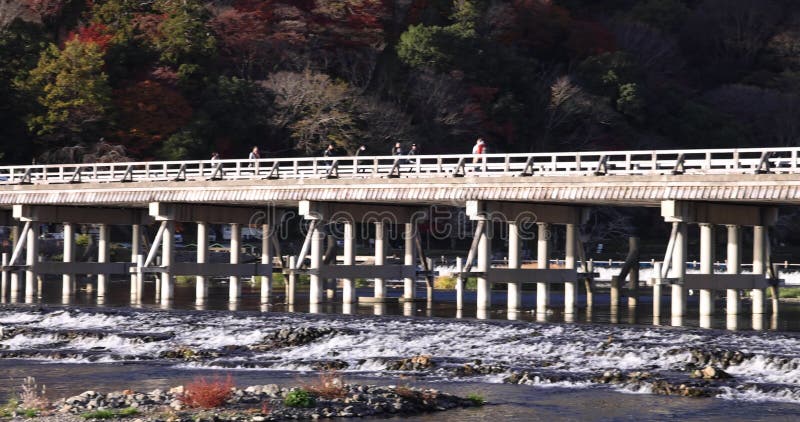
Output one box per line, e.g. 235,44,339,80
0,374,483,421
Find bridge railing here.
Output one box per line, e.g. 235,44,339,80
0,147,796,185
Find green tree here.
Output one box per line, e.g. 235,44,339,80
628,0,690,33
22,38,112,146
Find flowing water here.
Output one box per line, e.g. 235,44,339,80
0,276,799,420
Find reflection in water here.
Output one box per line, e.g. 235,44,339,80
3,277,800,332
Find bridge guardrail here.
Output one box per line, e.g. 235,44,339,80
0,147,796,185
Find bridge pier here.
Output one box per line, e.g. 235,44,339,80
564,223,577,315
507,221,521,313
309,222,325,305
97,224,110,297
752,225,766,315
476,216,491,317
25,222,39,301
670,222,687,325
536,222,550,316
403,223,417,300
342,220,356,305
260,223,273,304
229,223,241,301
1,253,7,302
62,222,75,298
373,222,386,301
726,225,741,316
130,224,141,302
160,220,175,304
196,222,209,303
699,223,715,320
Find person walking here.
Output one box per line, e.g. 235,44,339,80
210,152,219,161
249,146,260,160
406,143,419,165
391,142,404,156
472,138,485,164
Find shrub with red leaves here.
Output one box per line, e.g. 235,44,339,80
179,374,235,409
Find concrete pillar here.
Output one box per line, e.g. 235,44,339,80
97,224,110,297
536,223,550,314
160,221,174,304
196,222,209,302
309,224,324,305
670,222,687,320
699,223,715,317
455,256,464,310
507,221,521,312
10,270,19,301
752,225,766,314
476,221,491,313
260,224,272,304
653,262,663,319
564,224,577,314
403,223,416,300
25,223,39,300
726,225,741,315
229,223,241,301
130,224,141,300
1,253,7,302
342,221,356,305
62,223,75,297
135,254,144,303
287,256,296,305
585,260,594,308
627,237,640,308
373,222,386,299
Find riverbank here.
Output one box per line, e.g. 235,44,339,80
1,379,481,421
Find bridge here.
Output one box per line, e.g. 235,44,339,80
0,147,794,329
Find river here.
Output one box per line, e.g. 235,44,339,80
0,278,799,420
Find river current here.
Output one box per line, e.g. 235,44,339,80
0,276,799,420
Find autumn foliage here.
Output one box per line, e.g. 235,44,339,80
179,374,235,409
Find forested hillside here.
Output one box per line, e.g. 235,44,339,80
1,0,799,164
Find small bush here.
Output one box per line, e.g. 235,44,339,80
19,376,48,411
175,275,196,285
81,409,116,419
179,374,235,409
284,389,315,408
304,371,347,399
433,275,456,289
23,408,38,418
779,287,800,298
466,393,486,406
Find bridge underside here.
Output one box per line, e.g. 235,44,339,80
0,173,799,209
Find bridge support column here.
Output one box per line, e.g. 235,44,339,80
229,223,241,301
455,257,464,311
196,222,209,302
752,225,766,315
160,220,174,304
309,224,324,305
25,223,39,301
1,253,7,302
287,256,296,306
403,223,416,300
131,224,142,301
536,223,550,315
699,224,715,318
476,219,491,316
373,222,386,300
652,262,663,319
342,221,356,305
565,223,577,314
670,222,687,323
726,225,741,316
97,224,110,297
260,223,272,304
507,222,521,313
62,223,75,297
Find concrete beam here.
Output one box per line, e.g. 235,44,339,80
137,263,274,277
37,262,132,275
488,268,577,284
316,264,416,280
298,200,427,222
13,205,152,225
466,201,582,224
683,274,768,290
661,201,777,226
149,202,285,224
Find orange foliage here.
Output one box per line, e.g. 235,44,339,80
113,80,192,159
179,374,235,409
303,371,348,400
67,22,113,51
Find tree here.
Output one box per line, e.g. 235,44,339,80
22,38,112,148
113,79,193,159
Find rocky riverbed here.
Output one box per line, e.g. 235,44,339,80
1,382,481,421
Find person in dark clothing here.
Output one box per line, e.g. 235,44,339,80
391,142,403,156
406,143,419,165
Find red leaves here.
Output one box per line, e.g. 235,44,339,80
179,374,235,409
67,22,113,51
